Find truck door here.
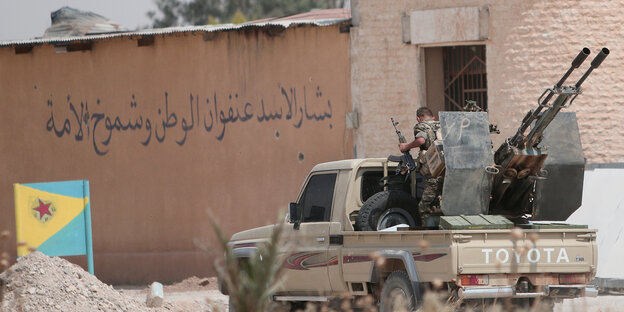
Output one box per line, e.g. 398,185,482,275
281,172,336,294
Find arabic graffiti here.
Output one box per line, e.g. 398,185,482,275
45,85,334,156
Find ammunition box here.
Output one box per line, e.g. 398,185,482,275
519,222,588,229
439,214,513,230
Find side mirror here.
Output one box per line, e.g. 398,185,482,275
289,202,301,230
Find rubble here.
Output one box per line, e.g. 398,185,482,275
164,276,215,292
0,252,168,312
146,282,164,307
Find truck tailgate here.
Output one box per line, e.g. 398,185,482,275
455,229,597,274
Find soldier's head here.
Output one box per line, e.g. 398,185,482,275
416,107,434,122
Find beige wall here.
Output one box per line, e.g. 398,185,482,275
0,24,352,284
351,0,624,163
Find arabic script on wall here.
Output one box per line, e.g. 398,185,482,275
45,85,334,156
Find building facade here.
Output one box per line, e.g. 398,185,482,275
350,0,624,163
0,14,352,283
2,0,623,283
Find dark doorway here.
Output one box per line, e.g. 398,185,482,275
442,45,487,111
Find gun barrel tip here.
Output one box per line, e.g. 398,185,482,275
590,48,610,68
572,48,591,68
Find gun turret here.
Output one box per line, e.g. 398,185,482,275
490,47,609,219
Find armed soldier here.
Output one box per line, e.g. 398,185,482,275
398,107,443,226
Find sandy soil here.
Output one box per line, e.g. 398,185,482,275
3,253,623,311
554,295,624,312
117,277,228,312
122,285,624,312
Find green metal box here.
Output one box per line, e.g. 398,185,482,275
439,214,514,230
519,222,588,229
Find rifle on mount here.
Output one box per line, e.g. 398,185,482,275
391,117,417,173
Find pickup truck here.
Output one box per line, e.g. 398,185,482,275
221,158,598,311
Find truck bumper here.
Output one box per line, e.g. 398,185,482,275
459,285,598,299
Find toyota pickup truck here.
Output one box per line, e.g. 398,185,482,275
221,48,609,311
221,157,598,311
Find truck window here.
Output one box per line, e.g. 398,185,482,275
360,170,424,202
299,173,337,222
361,171,384,202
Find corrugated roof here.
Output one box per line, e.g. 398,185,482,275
43,6,127,38
0,8,351,47
251,8,351,23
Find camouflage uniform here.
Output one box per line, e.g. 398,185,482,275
413,119,443,225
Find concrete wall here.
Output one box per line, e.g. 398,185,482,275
0,24,352,284
351,0,624,163
568,168,624,280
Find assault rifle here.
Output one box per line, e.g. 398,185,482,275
391,117,417,173
464,99,500,134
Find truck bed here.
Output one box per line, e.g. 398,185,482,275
339,228,597,284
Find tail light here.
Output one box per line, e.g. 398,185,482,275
460,274,489,286
559,274,586,285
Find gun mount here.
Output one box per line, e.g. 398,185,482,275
489,47,609,220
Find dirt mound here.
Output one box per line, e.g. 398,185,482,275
164,276,217,292
0,252,167,312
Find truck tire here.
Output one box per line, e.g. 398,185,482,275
355,190,420,231
379,270,417,312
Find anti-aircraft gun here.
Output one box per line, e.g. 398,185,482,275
368,48,609,229
489,47,609,221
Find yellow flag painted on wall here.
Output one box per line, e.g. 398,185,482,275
14,180,94,274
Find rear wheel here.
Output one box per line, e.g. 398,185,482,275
356,190,420,231
379,270,417,312
376,208,417,230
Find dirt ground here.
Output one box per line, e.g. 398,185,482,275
3,253,622,312
117,277,228,312
553,295,624,312
120,282,624,312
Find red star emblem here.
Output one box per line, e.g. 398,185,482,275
33,199,52,219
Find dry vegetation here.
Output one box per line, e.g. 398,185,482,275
211,215,287,312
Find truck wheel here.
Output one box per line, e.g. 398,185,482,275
379,270,417,312
355,190,420,231
376,208,417,230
